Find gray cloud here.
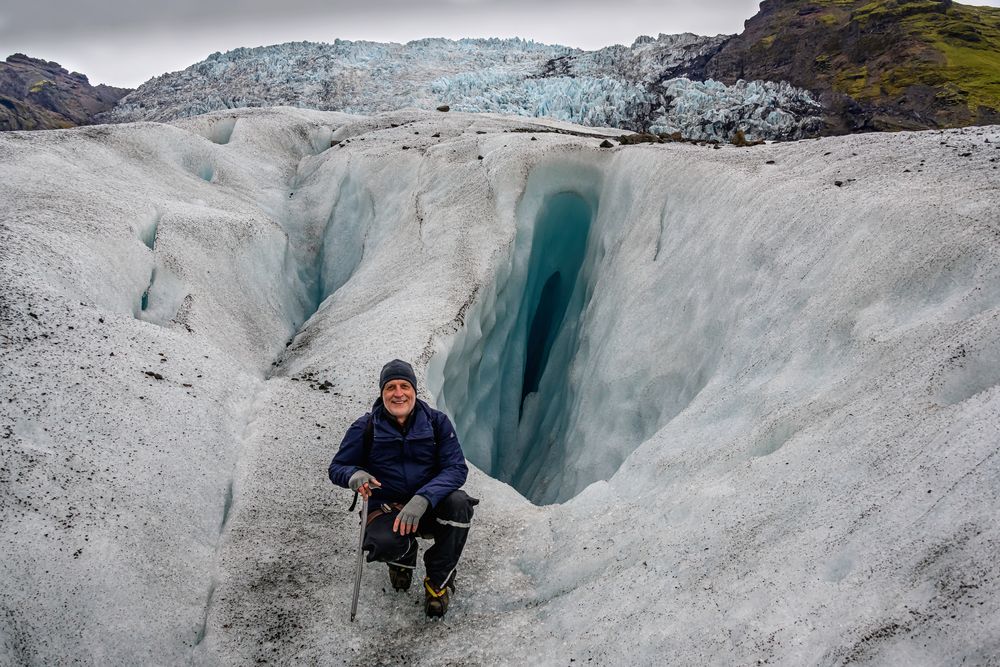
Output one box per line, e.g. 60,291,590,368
3,0,754,40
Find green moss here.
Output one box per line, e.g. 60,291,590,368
834,64,870,97
28,79,54,94
902,3,1000,112
853,0,949,24
760,34,777,48
818,13,840,25
934,42,1000,111
940,22,982,41
816,1,1000,114
934,82,968,105
871,62,940,105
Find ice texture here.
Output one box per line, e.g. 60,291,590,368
433,167,604,503
2,108,999,665
652,77,826,142
99,35,822,142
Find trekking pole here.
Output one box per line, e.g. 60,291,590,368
350,495,368,622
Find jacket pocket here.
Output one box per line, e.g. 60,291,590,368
406,434,437,466
368,436,401,470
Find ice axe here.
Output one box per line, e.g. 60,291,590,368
350,494,368,622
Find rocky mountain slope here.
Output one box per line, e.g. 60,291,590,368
703,0,1000,132
0,54,131,131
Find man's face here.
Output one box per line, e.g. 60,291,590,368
382,379,416,422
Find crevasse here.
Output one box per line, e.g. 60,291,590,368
429,162,604,504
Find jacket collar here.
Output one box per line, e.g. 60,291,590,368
372,396,425,434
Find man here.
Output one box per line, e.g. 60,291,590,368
328,359,477,617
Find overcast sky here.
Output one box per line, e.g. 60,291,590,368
4,0,1000,88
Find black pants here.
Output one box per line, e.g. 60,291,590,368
363,490,478,589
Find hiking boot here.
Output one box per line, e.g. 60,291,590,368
388,564,412,592
423,574,456,618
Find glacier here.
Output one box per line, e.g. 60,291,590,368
1,107,999,665
98,36,823,142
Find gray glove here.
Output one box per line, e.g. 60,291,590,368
395,495,429,535
349,470,378,493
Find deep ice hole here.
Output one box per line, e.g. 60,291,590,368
430,164,620,504
314,174,370,312
428,161,727,504
207,118,238,145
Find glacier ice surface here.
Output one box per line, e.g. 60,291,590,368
1,108,999,665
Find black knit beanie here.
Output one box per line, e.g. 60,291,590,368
379,359,417,393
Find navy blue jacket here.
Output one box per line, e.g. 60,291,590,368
328,398,468,508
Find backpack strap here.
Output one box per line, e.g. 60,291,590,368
362,413,375,463
347,415,377,512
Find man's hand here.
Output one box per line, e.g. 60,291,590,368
393,495,429,536
348,470,380,499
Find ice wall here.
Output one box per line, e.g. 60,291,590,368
432,163,603,502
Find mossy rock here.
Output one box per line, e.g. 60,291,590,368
28,79,54,94
730,129,765,147
619,133,667,145
834,65,871,97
